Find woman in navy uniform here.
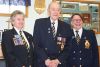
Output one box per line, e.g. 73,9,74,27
67,13,99,67
1,10,34,67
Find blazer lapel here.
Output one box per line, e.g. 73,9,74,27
11,28,18,35
46,17,55,39
70,29,77,44
46,18,58,47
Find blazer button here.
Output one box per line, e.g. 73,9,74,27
73,51,76,53
80,58,82,60
59,51,60,53
79,50,82,53
45,48,47,50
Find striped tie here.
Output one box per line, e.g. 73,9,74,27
75,31,80,44
19,31,30,51
51,22,55,38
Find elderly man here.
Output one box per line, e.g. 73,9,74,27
33,1,71,67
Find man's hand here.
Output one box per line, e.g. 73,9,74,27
45,59,51,67
22,65,25,67
50,59,61,67
45,59,61,67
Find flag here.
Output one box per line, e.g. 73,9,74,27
9,0,31,6
24,0,31,6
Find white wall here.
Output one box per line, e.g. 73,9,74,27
0,0,52,35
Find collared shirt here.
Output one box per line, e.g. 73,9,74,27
73,28,83,38
14,27,30,48
50,18,58,34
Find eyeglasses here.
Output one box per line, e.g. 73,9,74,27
72,19,82,22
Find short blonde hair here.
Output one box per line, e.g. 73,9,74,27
10,10,25,22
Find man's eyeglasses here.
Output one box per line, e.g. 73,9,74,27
72,19,82,22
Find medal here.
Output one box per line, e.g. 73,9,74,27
85,40,90,49
13,35,23,46
57,37,62,45
61,43,64,51
57,37,66,51
61,38,66,50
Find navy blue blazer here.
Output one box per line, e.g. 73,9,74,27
1,28,34,67
33,17,71,67
66,29,99,67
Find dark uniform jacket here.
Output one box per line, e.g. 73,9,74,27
33,17,71,67
67,29,99,67
1,28,34,67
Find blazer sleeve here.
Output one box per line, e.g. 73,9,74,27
33,19,48,62
90,31,99,67
1,31,22,67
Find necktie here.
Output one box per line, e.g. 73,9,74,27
19,31,30,51
75,30,80,44
51,22,55,38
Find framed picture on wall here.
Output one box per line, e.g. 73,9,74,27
0,0,28,16
96,33,100,46
61,3,77,10
0,30,3,43
81,13,90,23
0,45,4,59
0,30,4,59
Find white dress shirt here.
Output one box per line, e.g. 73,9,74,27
73,28,83,38
50,18,58,35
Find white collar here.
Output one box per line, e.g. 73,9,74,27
14,27,23,35
73,28,82,33
73,28,83,38
50,18,58,23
